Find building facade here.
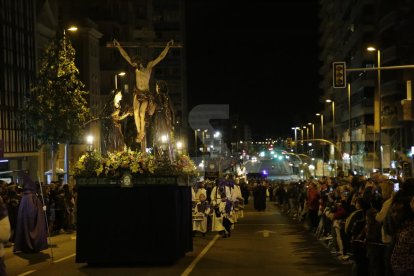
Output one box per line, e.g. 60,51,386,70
0,0,38,181
0,0,187,183
319,0,414,176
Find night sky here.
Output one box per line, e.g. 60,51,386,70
186,0,322,139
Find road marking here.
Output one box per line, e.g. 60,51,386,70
70,236,76,240
53,253,76,263
17,270,36,276
255,230,276,237
181,234,220,276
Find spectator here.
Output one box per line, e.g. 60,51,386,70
0,196,10,276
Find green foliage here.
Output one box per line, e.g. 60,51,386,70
22,34,90,146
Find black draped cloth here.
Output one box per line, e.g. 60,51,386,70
76,184,193,265
253,185,267,211
13,177,48,253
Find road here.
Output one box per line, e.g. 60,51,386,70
6,201,352,276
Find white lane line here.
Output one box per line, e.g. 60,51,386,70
17,270,36,276
181,234,220,276
53,253,76,263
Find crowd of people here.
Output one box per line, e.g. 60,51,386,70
0,176,77,250
1,170,413,275
273,171,414,276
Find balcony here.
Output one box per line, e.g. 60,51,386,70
378,11,397,34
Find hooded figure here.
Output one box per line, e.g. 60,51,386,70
13,174,48,253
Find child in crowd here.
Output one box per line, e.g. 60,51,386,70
192,193,210,237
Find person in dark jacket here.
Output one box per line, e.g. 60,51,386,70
253,181,267,211
13,174,48,253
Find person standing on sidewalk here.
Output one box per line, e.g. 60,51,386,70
0,196,10,276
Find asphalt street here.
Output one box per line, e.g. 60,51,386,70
6,199,352,276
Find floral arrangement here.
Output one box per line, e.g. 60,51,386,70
172,154,198,177
72,149,197,178
73,149,155,177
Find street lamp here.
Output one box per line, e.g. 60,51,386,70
302,126,308,152
114,71,126,91
67,26,78,32
62,25,78,184
202,129,208,167
176,141,183,151
291,127,300,153
303,126,309,141
86,135,94,153
316,113,324,139
325,99,335,139
202,129,208,152
194,129,200,159
213,131,222,156
316,113,324,176
367,46,382,173
308,123,315,141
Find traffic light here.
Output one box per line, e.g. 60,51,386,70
332,62,346,88
286,138,292,149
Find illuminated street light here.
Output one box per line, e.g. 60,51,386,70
114,71,126,91
160,134,169,144
291,127,300,153
86,135,94,153
367,45,382,173
316,113,324,177
325,99,335,138
176,141,183,150
62,24,79,184
316,113,324,139
67,26,78,32
308,122,315,141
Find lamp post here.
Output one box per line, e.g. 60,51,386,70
86,135,94,154
347,83,353,173
214,131,222,156
303,126,308,153
367,46,382,173
202,129,208,169
114,72,126,91
325,100,336,175
316,113,324,176
308,123,315,141
291,127,299,153
62,25,78,184
176,141,183,155
194,129,200,159
325,100,335,139
316,113,324,139
307,123,315,156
